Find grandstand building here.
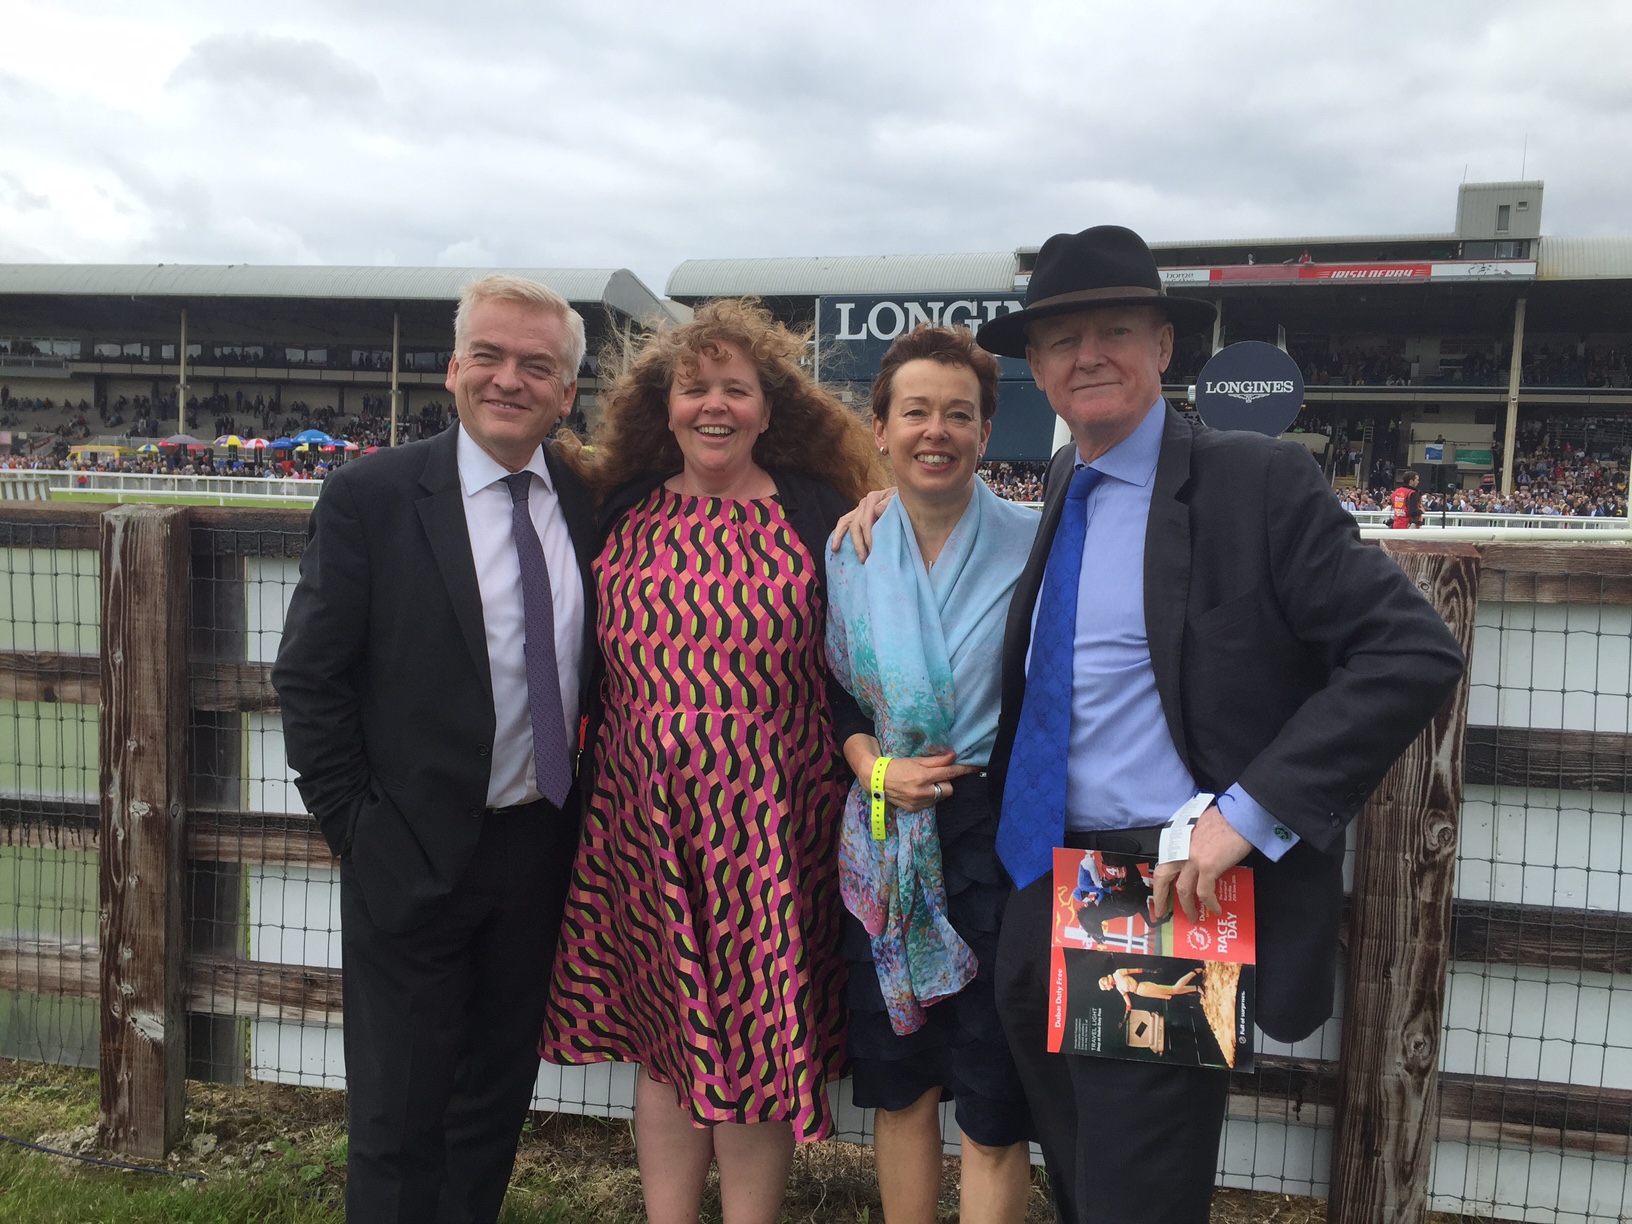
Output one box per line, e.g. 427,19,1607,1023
0,180,1627,505
669,181,1632,497
0,265,679,453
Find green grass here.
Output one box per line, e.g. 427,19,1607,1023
0,1144,343,1223
48,491,317,508
2,1060,1426,1223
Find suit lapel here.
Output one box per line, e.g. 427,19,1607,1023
416,427,493,703
1144,405,1194,767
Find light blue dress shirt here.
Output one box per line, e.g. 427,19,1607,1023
1053,398,1297,861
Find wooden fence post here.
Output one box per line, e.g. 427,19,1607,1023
1328,540,1482,1222
98,505,191,1157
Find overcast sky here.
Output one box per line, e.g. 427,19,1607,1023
3,0,1628,294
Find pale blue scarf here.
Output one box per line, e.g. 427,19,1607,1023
826,478,1036,1034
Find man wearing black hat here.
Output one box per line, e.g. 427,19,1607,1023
975,227,1464,1223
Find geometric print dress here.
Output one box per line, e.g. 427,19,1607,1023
541,488,849,1142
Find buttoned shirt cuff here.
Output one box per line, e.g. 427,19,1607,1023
1216,785,1299,861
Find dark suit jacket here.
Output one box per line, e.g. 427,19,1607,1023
989,405,1464,1042
271,425,600,933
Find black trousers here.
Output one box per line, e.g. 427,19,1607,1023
994,830,1230,1224
340,799,578,1224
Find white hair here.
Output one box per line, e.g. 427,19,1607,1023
454,274,587,376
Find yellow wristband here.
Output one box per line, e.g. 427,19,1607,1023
869,756,894,841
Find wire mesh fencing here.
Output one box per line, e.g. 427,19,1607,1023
0,511,101,1073
1,504,1629,1220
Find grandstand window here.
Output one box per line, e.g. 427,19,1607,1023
286,348,307,364
1497,204,1511,233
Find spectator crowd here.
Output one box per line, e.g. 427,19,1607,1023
2,380,1628,518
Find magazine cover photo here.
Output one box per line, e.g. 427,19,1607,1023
1046,848,1257,1070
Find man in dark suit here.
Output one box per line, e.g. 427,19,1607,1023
975,228,1464,1224
272,275,599,1224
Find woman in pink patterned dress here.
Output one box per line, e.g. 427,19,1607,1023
542,299,879,1224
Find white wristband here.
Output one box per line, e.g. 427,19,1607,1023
1158,792,1216,864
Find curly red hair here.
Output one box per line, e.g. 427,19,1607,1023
563,298,882,504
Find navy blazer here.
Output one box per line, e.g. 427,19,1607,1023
988,405,1464,1042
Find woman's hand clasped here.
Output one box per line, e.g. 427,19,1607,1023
843,735,978,811
880,752,979,810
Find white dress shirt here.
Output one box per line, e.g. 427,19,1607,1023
457,425,585,809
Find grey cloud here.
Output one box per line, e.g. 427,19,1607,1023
0,0,1627,289
168,32,380,106
0,172,50,212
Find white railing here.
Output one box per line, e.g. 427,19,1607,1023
13,470,322,503
1350,508,1632,531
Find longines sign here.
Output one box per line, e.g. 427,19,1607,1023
1193,342,1304,436
817,293,1028,380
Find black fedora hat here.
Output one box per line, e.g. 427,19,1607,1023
976,225,1217,358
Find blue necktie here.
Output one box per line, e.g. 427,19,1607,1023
997,466,1102,889
502,472,574,809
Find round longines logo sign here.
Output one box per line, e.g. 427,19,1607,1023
1194,341,1304,436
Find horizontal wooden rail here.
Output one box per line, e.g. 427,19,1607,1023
0,651,98,704
0,504,103,549
0,934,98,998
1450,898,1632,977
1232,1056,1632,1159
1463,725,1632,794
188,662,278,713
185,952,343,1026
0,938,341,1025
187,809,333,867
0,507,309,555
1478,542,1632,607
0,652,277,711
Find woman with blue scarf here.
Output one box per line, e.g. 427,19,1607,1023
827,325,1037,1224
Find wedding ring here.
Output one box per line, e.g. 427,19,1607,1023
932,782,943,803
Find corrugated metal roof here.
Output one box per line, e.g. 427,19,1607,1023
665,253,1019,299
1536,236,1632,281
0,264,673,321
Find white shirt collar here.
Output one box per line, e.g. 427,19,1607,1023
456,424,554,498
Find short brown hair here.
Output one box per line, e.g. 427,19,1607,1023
568,297,881,504
871,324,1000,424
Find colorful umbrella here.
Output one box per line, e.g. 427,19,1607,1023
292,429,333,444
162,434,204,447
214,435,246,448
136,443,160,453
267,438,295,450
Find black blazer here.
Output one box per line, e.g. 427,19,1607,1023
271,425,600,933
989,405,1464,1042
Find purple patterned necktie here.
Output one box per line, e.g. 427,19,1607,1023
502,472,574,808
